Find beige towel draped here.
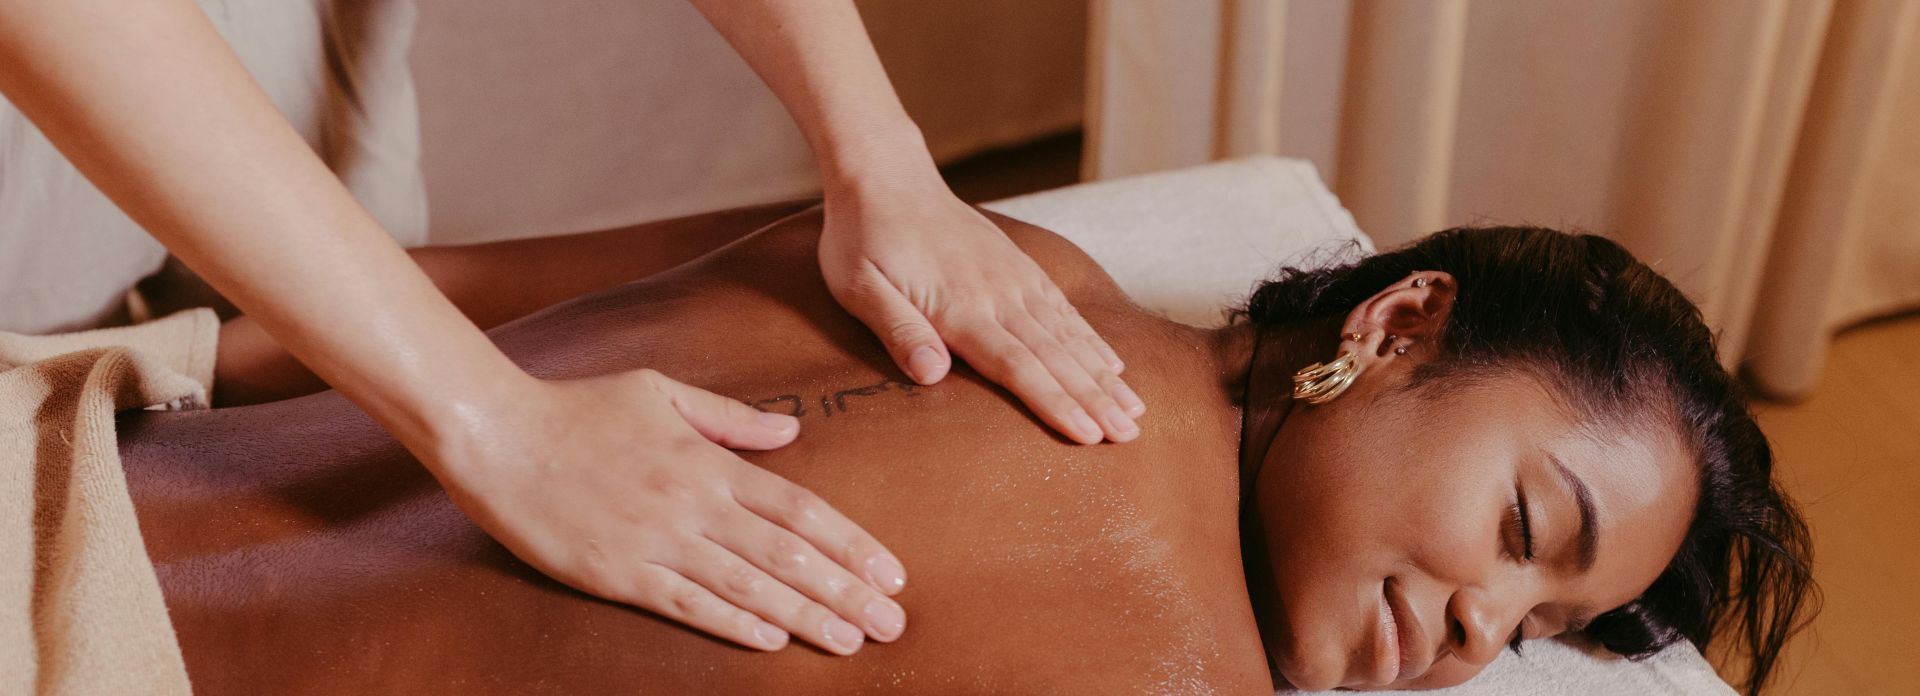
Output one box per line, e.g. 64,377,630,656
1087,0,1920,399
0,309,218,696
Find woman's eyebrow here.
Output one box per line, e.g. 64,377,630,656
1548,452,1599,572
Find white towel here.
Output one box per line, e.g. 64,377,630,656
1331,638,1736,696
987,156,1373,329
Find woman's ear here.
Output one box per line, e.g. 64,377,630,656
1338,271,1457,361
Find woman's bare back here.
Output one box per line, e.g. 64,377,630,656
118,209,1270,694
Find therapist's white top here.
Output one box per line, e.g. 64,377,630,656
0,0,428,334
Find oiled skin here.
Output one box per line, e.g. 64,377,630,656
117,209,1272,694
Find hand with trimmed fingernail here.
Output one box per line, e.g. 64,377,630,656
819,177,1145,445
434,369,908,654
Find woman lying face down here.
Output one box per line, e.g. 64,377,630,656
118,208,1811,694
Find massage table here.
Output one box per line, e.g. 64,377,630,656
0,155,1737,694
980,156,1739,696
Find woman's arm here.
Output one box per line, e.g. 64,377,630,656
0,0,905,655
686,0,1148,445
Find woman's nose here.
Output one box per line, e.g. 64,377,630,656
1445,589,1519,668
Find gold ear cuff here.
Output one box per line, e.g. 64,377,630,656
1291,351,1359,405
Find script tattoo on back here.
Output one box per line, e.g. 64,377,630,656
748,377,924,419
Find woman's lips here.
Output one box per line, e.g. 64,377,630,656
1374,586,1403,685
1382,579,1429,683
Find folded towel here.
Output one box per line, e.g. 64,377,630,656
985,156,1373,329
0,308,215,696
1310,637,1737,696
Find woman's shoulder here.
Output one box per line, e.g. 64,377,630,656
978,208,1130,308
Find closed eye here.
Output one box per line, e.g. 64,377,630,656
1504,489,1535,561
1502,486,1537,656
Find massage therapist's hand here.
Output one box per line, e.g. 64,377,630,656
436,369,909,655
819,174,1147,445
681,0,1143,444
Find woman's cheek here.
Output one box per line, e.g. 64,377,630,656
1400,486,1497,576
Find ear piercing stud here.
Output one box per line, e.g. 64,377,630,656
1344,332,1363,342
1413,277,1432,288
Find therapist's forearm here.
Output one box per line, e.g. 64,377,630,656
0,0,524,457
685,0,938,191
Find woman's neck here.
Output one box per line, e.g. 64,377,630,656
1207,317,1343,490
1211,316,1344,684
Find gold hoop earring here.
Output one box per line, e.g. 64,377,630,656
1292,351,1359,405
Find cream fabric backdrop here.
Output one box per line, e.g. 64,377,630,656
1087,0,1920,399
410,0,1085,245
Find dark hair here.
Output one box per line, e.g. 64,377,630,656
1235,226,1815,695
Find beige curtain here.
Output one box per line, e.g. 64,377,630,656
1087,0,1920,399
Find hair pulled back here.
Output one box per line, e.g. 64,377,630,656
1235,226,1814,695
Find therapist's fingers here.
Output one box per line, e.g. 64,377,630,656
642,368,800,450
626,562,791,652
730,462,907,596
707,510,905,646
1041,286,1125,375
941,314,1103,444
673,538,872,655
1032,292,1141,417
832,265,952,385
1002,313,1137,442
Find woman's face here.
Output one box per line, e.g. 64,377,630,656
1248,307,1698,690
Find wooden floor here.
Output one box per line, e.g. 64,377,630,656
1742,314,1920,695
943,134,1916,695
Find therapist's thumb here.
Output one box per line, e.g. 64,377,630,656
839,283,950,386
640,369,799,451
